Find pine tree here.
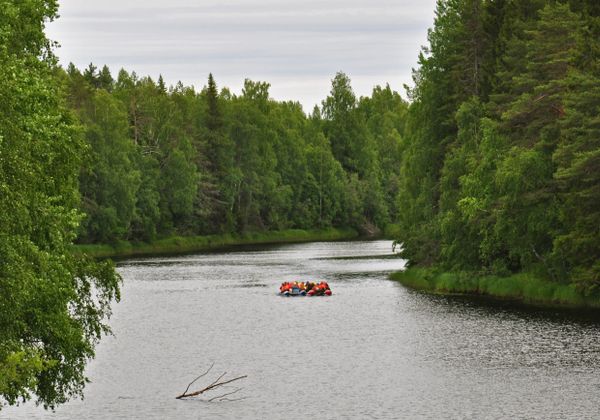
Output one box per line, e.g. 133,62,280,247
157,74,166,93
97,65,113,91
552,69,600,292
83,62,99,88
202,73,236,232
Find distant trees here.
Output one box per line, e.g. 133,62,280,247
78,90,141,242
65,68,408,241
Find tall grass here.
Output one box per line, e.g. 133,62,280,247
391,267,600,309
72,228,358,259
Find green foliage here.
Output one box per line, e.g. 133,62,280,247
0,1,120,409
160,139,199,228
552,69,600,292
0,0,59,59
67,65,406,241
78,90,141,243
396,0,600,295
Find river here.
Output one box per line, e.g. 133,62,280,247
3,240,600,419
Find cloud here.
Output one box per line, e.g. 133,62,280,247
47,0,436,110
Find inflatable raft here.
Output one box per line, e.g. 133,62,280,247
279,281,332,297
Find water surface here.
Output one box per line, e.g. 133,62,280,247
3,240,600,419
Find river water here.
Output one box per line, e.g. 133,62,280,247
3,240,600,419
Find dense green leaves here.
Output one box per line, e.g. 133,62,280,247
0,1,120,409
68,69,406,240
397,0,600,292
78,90,141,242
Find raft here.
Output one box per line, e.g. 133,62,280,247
279,281,332,297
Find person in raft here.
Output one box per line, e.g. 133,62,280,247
306,281,332,296
280,282,300,293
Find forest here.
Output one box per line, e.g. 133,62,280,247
395,0,600,296
64,67,406,243
1,0,600,411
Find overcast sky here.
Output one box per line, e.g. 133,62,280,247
46,0,437,111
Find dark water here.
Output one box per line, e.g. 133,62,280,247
3,240,600,419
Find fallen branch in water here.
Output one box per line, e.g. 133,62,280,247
175,364,248,401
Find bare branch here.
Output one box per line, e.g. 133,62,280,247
181,375,248,398
175,368,248,400
207,371,227,389
177,363,214,399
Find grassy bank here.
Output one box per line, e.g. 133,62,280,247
391,267,600,309
72,227,359,259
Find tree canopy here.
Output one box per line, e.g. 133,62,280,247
0,0,120,409
63,68,407,241
396,0,600,293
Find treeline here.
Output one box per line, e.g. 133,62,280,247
396,0,600,292
61,67,407,243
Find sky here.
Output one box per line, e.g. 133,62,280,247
46,0,437,111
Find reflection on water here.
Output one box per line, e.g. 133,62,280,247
3,240,600,419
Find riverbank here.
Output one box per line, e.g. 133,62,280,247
72,227,359,259
391,267,600,310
